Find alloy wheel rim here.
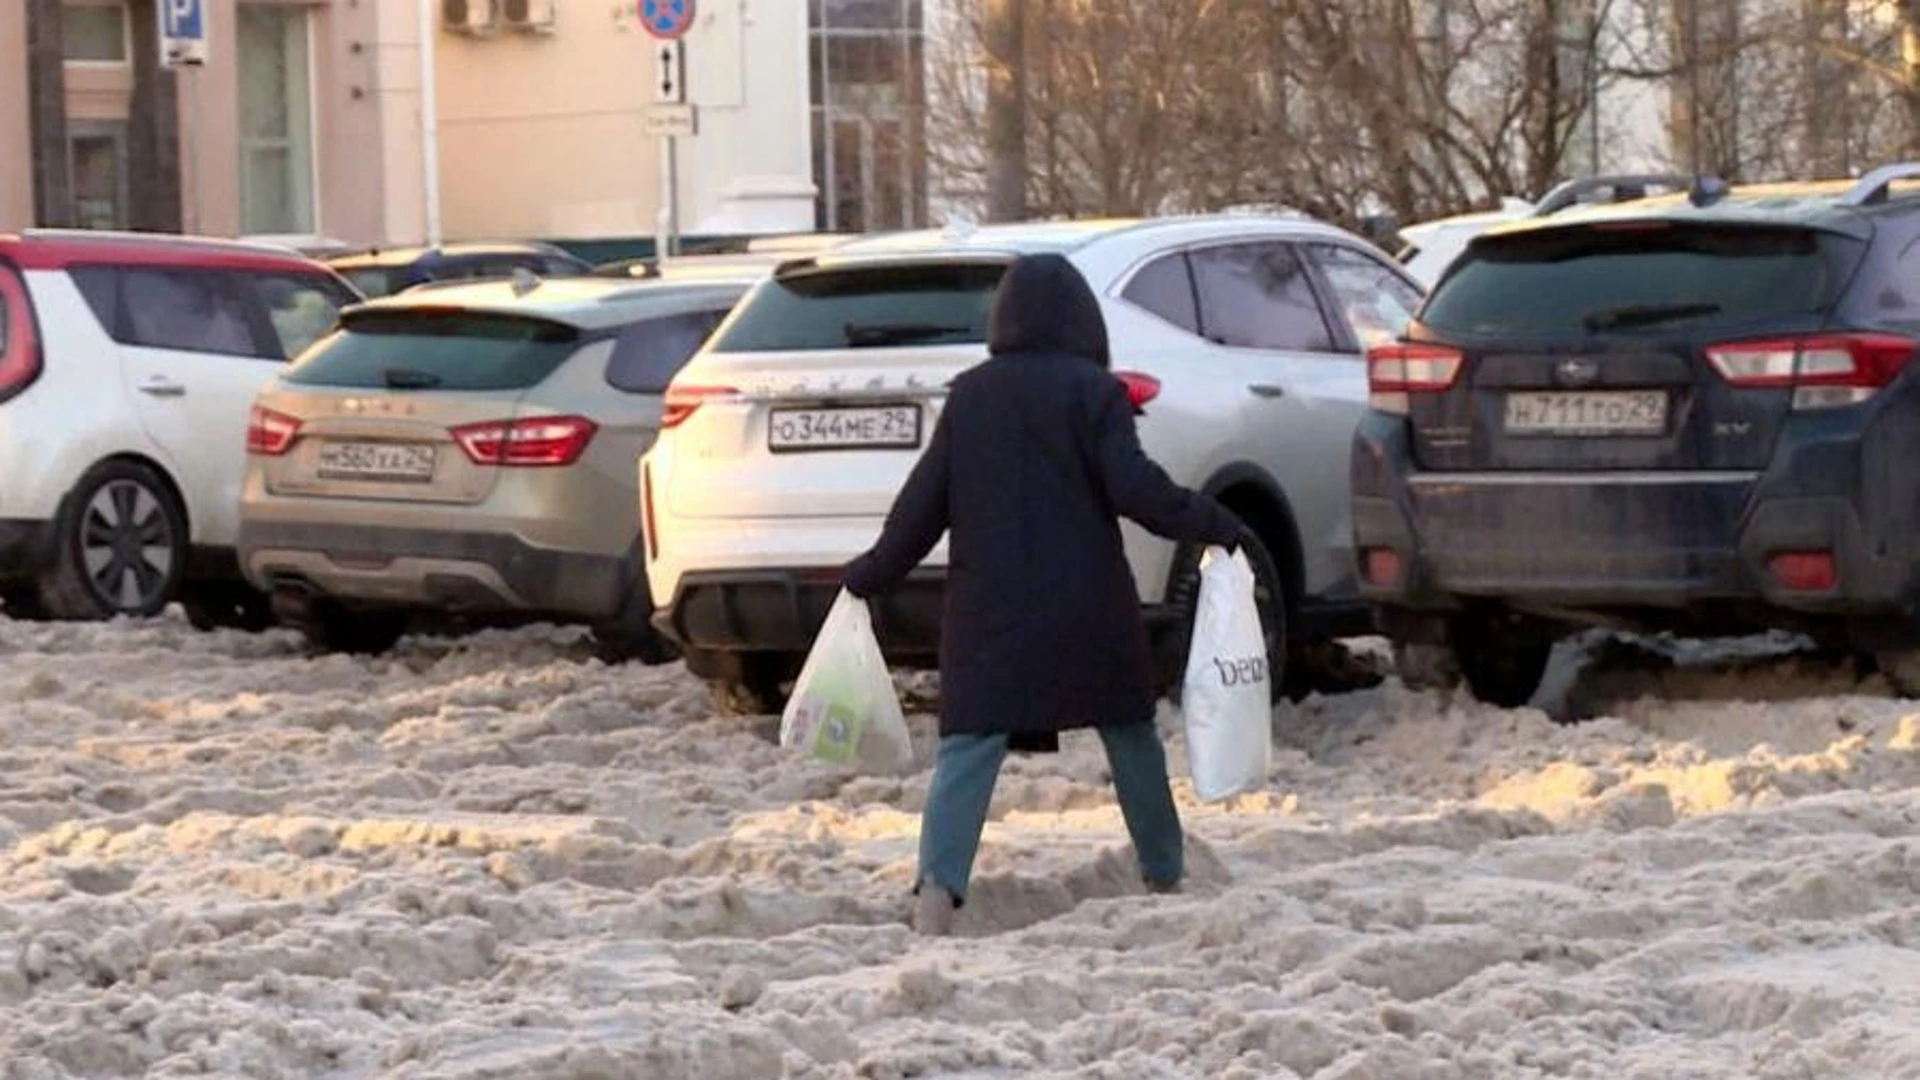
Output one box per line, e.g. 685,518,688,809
80,480,173,611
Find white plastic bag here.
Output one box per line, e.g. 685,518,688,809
781,590,914,771
1181,547,1273,802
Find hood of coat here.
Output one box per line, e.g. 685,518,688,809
986,253,1111,369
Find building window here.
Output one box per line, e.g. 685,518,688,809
63,1,130,64
809,0,927,232
237,4,316,234
69,122,129,230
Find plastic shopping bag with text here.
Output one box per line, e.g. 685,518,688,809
780,590,914,771
1180,547,1273,802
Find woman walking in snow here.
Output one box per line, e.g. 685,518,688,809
843,252,1242,936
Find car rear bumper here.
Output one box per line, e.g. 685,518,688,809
238,520,638,620
1352,414,1917,619
652,568,947,661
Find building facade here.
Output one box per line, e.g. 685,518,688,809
1,1,939,246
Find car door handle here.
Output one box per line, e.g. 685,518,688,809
138,377,186,398
1248,384,1286,399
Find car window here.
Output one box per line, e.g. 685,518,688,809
285,310,583,391
713,261,1004,352
1308,243,1424,351
543,256,587,277
1424,224,1864,337
606,309,728,394
341,268,400,298
1190,242,1336,352
72,266,265,357
242,273,357,360
1121,253,1199,333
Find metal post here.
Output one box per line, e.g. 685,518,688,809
418,0,442,245
182,64,199,234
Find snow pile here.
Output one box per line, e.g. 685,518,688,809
1,617,1918,1078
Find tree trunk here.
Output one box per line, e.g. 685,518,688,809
983,0,1027,222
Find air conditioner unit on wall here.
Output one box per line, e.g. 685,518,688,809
443,0,498,35
500,0,558,34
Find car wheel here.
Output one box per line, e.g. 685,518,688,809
182,583,274,633
1451,615,1554,709
39,461,188,621
1164,525,1290,706
706,676,789,717
292,601,409,656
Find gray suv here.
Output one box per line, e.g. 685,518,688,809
238,274,750,658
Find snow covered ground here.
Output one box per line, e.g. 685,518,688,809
1,617,1917,1079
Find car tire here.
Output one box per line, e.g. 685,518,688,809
293,601,410,656
1451,616,1554,709
39,460,189,621
1390,639,1462,692
1875,650,1920,698
182,583,275,633
592,627,680,666
1163,524,1290,706
706,676,789,717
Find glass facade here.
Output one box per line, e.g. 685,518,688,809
237,3,316,234
809,0,927,232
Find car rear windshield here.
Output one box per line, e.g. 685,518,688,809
340,268,402,299
283,310,583,391
711,261,1006,352
1420,223,1865,337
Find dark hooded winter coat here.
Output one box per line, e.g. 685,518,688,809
842,253,1240,741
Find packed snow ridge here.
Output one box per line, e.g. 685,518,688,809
0,617,1917,1078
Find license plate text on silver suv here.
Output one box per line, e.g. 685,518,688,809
316,441,437,481
1504,390,1667,436
768,405,923,452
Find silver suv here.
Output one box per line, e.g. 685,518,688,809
238,274,751,658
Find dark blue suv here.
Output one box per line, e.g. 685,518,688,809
1352,165,1920,705
326,241,591,299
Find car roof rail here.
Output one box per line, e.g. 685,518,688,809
1532,173,1694,216
1839,163,1920,206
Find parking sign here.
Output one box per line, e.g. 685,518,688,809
639,0,695,41
160,0,208,67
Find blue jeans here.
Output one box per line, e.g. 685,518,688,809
917,718,1183,903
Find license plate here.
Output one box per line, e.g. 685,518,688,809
316,441,437,481
768,405,923,452
1504,391,1668,436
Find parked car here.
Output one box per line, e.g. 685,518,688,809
237,274,754,658
1353,165,1920,705
0,229,360,625
1396,174,1691,286
327,241,592,299
643,215,1428,714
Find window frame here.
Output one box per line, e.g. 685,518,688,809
62,0,132,67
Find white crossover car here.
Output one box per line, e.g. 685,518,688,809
642,216,1426,713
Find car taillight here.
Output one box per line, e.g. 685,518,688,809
246,405,302,455
660,384,738,428
1367,342,1464,414
641,460,658,561
451,415,597,466
1704,333,1917,410
0,263,44,405
1114,370,1160,413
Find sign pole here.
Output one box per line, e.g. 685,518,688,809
641,1,696,263
159,0,208,235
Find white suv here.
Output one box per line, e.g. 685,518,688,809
642,216,1425,712
0,230,359,625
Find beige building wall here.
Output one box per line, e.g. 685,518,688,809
433,0,814,241
0,3,31,232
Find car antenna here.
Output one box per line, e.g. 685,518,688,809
510,266,543,297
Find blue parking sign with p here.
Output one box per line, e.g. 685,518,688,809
160,0,208,66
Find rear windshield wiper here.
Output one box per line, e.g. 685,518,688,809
843,322,972,348
382,367,443,390
1581,303,1722,333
